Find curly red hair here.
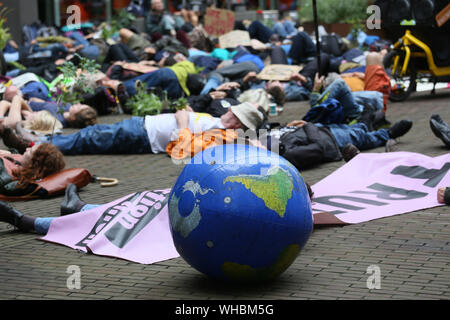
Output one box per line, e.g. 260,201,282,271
13,144,66,187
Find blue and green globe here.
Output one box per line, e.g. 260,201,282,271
168,144,313,282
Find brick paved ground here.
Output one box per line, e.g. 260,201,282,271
0,89,449,300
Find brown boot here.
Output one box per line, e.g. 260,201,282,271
1,127,31,154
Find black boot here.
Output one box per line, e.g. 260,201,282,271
387,120,413,139
0,201,24,228
60,184,86,216
0,201,35,231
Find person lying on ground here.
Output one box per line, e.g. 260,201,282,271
258,118,413,171
0,98,63,135
2,87,97,129
0,143,65,198
2,102,266,156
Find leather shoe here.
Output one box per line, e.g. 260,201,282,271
341,144,360,162
0,200,24,228
60,184,86,216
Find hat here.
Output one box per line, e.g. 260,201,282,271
231,102,266,131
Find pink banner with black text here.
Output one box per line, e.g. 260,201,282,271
311,152,450,224
41,189,179,264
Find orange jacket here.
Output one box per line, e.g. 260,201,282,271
166,128,238,160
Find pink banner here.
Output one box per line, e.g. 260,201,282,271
41,189,179,264
311,152,450,224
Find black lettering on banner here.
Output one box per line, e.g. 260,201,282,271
75,190,170,249
313,195,388,211
312,208,346,215
105,191,168,248
352,183,428,200
390,162,450,188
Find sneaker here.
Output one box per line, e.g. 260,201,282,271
341,144,361,162
387,120,413,139
385,139,399,152
430,118,450,148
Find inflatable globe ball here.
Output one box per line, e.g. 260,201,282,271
168,144,313,282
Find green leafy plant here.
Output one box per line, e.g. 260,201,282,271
55,54,101,106
127,84,189,117
101,10,136,40
0,6,11,51
299,0,368,24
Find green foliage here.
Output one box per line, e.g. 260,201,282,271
0,6,11,51
127,84,188,117
299,0,369,24
55,54,101,108
102,10,136,40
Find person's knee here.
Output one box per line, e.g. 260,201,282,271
366,52,383,67
119,28,134,43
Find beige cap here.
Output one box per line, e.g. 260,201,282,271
230,102,265,131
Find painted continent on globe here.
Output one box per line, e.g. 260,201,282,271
223,166,294,217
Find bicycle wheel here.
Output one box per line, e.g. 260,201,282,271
383,50,417,102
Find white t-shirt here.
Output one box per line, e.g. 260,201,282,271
144,112,225,153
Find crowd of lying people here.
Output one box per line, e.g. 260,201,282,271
0,0,449,233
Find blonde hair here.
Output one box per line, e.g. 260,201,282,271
24,111,63,134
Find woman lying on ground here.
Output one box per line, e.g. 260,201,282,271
3,86,98,129
0,143,65,199
0,96,63,135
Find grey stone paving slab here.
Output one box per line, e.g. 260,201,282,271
0,89,449,300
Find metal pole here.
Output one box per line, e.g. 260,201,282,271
105,0,112,24
258,0,265,10
53,0,60,27
270,0,275,10
312,0,321,76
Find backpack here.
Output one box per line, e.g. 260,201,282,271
303,98,345,125
320,34,344,57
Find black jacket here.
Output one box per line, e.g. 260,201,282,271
188,94,240,117
278,123,342,170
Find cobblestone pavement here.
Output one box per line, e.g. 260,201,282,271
0,89,449,300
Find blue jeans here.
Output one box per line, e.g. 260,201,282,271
353,91,384,112
273,21,297,38
34,204,100,235
123,68,183,99
41,117,151,155
323,123,390,150
200,74,222,95
69,32,99,60
311,78,363,121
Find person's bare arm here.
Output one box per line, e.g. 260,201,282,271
4,96,24,128
286,120,307,127
0,101,12,117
